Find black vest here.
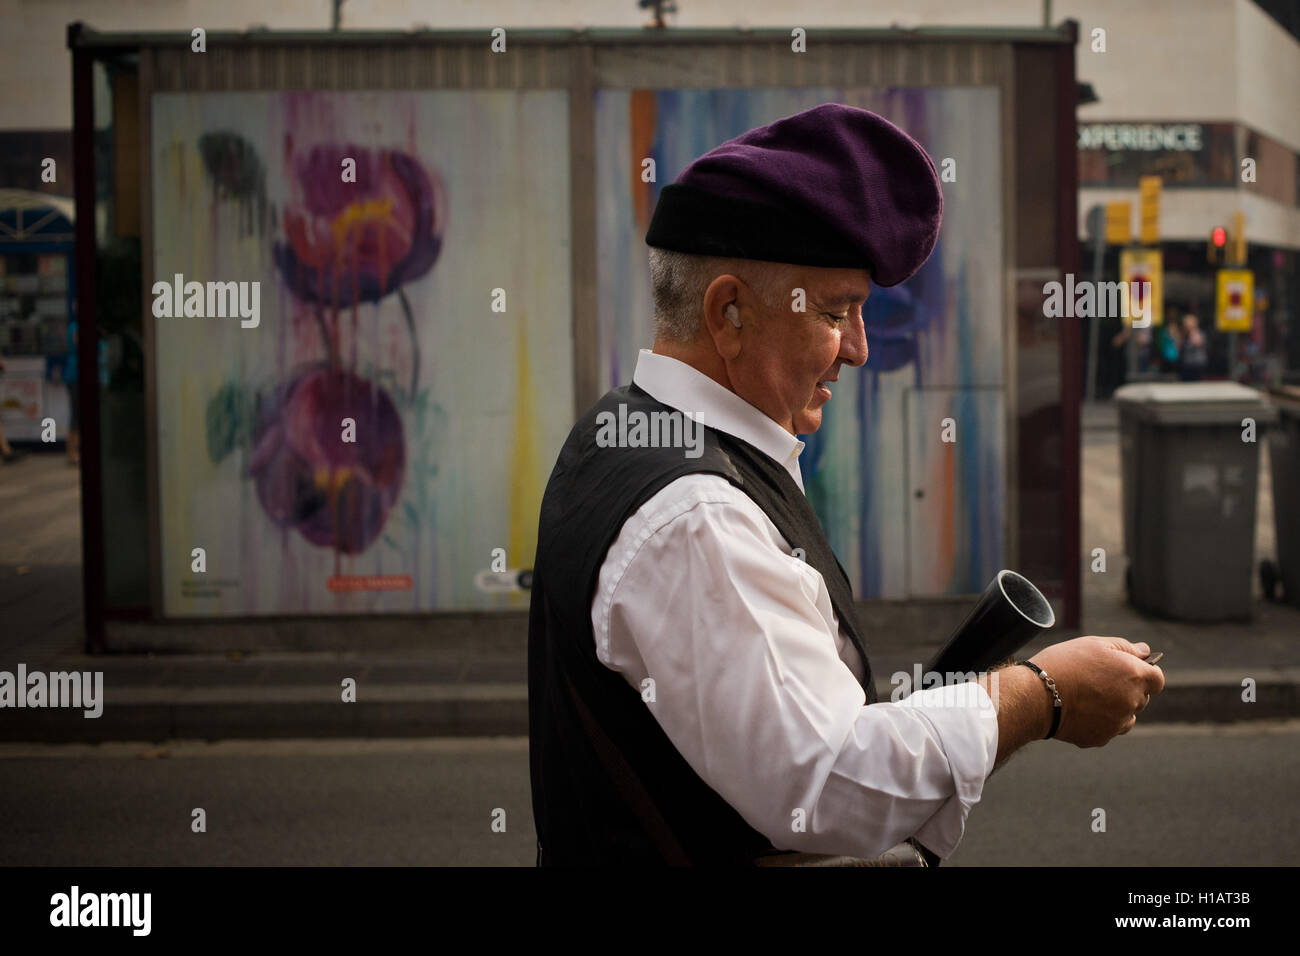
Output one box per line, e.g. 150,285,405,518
528,383,876,866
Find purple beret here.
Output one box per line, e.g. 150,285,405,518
645,103,942,287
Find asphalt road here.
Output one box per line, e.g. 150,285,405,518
0,722,1295,866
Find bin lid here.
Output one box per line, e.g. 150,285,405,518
1269,385,1300,415
1114,381,1277,425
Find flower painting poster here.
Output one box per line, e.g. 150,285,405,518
151,92,573,615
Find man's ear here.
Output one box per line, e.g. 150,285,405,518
702,274,744,360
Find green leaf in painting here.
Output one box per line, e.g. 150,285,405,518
204,383,244,465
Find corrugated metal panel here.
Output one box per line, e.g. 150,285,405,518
148,39,1011,92
150,44,573,91
72,25,1076,50
592,41,1013,88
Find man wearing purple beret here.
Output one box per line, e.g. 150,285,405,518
528,103,1164,866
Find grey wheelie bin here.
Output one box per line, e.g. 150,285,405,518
1114,382,1276,620
1261,386,1300,608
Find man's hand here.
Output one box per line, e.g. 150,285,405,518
1028,636,1166,748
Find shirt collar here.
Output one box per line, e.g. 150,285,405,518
631,349,806,492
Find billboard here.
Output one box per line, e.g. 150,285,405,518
151,91,573,615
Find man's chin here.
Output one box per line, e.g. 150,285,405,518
795,409,824,436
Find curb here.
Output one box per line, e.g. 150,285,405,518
0,674,1293,742
0,683,528,742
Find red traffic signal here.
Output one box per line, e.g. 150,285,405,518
1212,227,1227,247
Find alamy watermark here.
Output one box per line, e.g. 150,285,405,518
151,273,260,328
0,664,103,718
595,403,705,459
50,886,150,936
891,664,999,712
1042,274,1152,328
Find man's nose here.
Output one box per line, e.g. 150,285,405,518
840,310,869,367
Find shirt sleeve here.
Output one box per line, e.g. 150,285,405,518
591,475,999,859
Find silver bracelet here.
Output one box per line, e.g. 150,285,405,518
1015,660,1062,739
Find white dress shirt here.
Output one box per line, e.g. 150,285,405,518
590,349,999,859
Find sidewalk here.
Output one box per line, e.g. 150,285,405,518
0,452,83,662
2,420,1297,741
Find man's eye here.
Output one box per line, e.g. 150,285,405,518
824,312,849,322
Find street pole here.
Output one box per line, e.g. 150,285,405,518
1085,205,1104,402
1127,318,1138,380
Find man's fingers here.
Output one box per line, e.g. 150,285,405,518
1143,664,1166,695
1095,636,1150,657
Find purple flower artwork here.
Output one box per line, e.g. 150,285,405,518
273,144,444,308
202,135,446,558
248,366,406,555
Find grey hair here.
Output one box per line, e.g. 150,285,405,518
647,248,795,343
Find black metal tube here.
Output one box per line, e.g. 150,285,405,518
923,570,1055,677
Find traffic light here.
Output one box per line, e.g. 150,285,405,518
1208,226,1227,265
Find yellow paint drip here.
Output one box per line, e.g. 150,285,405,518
507,321,542,586
314,466,355,493
330,197,395,249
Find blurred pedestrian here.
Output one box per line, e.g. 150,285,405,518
0,420,17,462
1111,322,1155,378
1157,308,1181,375
1244,297,1269,385
0,358,28,464
1178,313,1208,381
